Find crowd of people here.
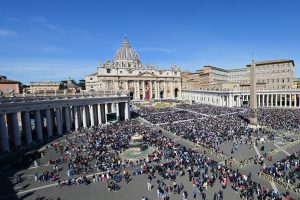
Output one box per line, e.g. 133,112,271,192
14,102,300,200
263,151,300,189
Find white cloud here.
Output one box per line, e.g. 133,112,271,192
0,29,16,37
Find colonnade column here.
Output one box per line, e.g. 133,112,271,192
23,111,32,145
275,94,278,107
0,114,9,152
258,95,261,107
35,110,43,141
74,106,79,130
89,105,95,127
294,94,297,108
154,81,157,99
163,81,167,99
125,101,130,120
46,109,53,137
55,108,62,135
289,94,292,107
116,103,120,120
97,104,102,125
266,94,269,107
64,107,71,132
82,106,87,128
104,103,108,123
11,113,21,147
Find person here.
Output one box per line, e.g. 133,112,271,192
147,180,152,191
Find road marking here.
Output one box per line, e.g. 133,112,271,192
270,181,279,193
253,145,261,158
273,143,291,156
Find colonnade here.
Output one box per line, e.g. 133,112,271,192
0,96,130,153
182,90,300,108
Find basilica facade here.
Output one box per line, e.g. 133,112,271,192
85,38,181,100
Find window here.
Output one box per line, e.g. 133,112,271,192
175,72,177,75
107,69,111,73
120,71,123,74
129,71,132,74
90,77,93,80
139,71,141,74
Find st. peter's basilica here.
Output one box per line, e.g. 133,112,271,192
85,37,181,100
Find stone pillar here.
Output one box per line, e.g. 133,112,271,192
11,113,21,147
266,94,269,107
0,114,9,152
55,108,62,135
74,106,79,131
97,104,102,125
137,81,140,100
104,103,108,123
154,81,157,99
285,94,287,107
35,110,43,141
82,106,87,128
23,111,32,145
275,94,278,107
289,94,292,107
89,105,95,127
64,107,71,132
46,109,53,137
133,81,137,100
262,94,265,107
258,95,261,107
125,101,130,120
142,81,145,100
149,81,152,100
163,81,167,99
294,94,297,108
116,103,120,120
271,94,273,107
249,61,257,125
280,94,282,107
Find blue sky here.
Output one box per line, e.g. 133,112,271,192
0,0,299,84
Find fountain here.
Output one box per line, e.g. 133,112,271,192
121,133,155,161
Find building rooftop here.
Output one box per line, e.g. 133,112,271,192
246,59,294,67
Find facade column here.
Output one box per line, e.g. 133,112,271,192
82,106,87,128
157,81,160,99
285,94,287,107
104,103,108,123
74,106,79,130
258,95,261,107
275,94,278,107
266,94,269,107
294,94,297,107
55,108,62,135
163,81,167,99
137,81,140,100
97,104,102,125
11,113,21,147
280,94,282,107
142,81,145,100
116,102,120,120
149,81,152,100
64,107,71,132
35,110,43,141
271,94,273,107
89,105,95,127
262,94,265,107
289,94,292,107
23,111,33,145
134,81,137,100
0,114,9,152
46,109,53,137
125,101,130,120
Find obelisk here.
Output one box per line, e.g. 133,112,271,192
249,59,258,125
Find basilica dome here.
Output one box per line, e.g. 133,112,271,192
114,37,140,63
